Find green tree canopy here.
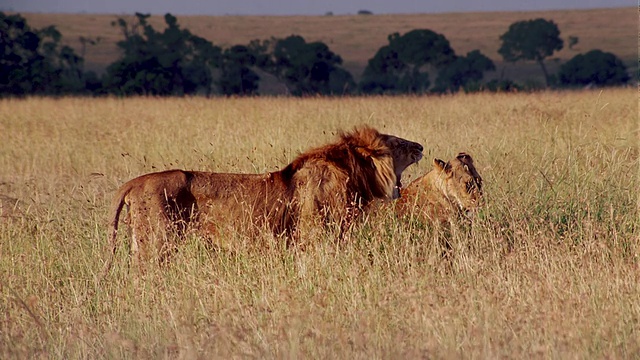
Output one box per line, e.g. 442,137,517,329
434,50,496,93
389,29,456,70
254,35,354,96
218,45,260,96
498,18,563,87
558,50,629,87
359,45,407,94
103,13,222,96
360,29,456,94
0,12,87,96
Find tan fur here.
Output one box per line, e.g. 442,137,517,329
103,126,422,274
396,152,483,224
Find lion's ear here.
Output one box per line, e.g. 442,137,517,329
355,146,375,163
433,158,446,171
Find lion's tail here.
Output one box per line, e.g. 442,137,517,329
99,182,132,281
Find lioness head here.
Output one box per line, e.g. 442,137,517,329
434,152,483,215
380,134,424,198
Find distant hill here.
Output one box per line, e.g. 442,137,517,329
19,7,635,85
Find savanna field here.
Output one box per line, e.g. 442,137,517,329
0,89,638,358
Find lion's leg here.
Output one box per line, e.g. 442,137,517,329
293,168,353,246
126,194,171,272
338,203,360,243
127,202,150,273
316,182,353,244
158,194,197,266
156,206,177,267
293,186,324,247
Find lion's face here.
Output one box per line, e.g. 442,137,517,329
380,134,423,198
436,152,483,215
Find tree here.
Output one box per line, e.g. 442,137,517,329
218,45,260,96
498,18,563,87
359,45,407,94
254,35,354,96
360,29,456,94
434,50,496,93
0,12,88,96
390,29,456,70
103,13,222,96
557,50,629,87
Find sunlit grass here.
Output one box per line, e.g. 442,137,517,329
0,89,638,358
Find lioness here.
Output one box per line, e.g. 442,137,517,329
105,126,423,271
395,152,483,224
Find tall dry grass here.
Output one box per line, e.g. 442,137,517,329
0,89,638,358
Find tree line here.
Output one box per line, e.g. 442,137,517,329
0,12,631,97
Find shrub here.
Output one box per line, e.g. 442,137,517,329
558,50,629,87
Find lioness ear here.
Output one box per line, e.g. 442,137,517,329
433,158,446,171
457,152,473,163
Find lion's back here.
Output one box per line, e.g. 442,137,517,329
117,169,191,206
186,171,294,236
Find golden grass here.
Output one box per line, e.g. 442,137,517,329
0,90,638,358
21,7,636,83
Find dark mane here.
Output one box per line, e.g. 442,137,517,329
279,126,395,205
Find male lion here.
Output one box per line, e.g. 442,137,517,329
395,152,483,224
105,126,422,272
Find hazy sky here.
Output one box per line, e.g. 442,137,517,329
1,0,633,15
